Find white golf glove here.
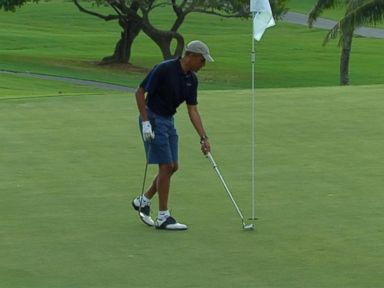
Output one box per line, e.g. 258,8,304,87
142,121,155,141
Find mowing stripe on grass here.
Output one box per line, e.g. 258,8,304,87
0,70,135,92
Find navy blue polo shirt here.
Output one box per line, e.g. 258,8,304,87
140,58,198,117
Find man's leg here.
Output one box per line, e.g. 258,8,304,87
143,176,158,199
156,163,178,211
143,162,178,201
155,162,186,230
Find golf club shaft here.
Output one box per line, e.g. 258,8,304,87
206,152,245,222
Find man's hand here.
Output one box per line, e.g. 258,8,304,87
200,138,211,155
142,121,155,141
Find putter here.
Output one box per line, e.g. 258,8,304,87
138,140,155,226
206,152,254,231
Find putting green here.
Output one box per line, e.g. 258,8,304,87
1,76,384,287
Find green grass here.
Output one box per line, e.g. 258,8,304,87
1,76,384,287
2,1,384,287
1,0,384,89
0,73,109,99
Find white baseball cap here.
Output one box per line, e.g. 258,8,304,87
185,40,214,62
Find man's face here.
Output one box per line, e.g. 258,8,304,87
190,53,206,72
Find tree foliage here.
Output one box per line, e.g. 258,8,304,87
0,0,36,11
327,0,384,42
308,0,383,85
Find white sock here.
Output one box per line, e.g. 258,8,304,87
158,210,170,220
137,195,150,205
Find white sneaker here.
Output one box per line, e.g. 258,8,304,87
132,197,154,227
155,216,188,230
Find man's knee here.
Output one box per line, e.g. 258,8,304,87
159,163,178,175
159,163,179,175
172,163,178,173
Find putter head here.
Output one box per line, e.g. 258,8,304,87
243,223,255,230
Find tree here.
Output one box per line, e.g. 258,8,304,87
73,0,143,64
2,0,288,64
308,0,383,85
73,0,249,64
74,0,288,64
329,0,384,33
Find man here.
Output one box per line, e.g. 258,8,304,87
132,40,213,230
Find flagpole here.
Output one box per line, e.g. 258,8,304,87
251,11,256,221
250,0,275,222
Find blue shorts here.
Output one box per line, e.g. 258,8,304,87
139,110,178,164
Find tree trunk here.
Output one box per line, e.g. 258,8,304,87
156,33,184,60
101,19,141,64
142,26,184,60
339,26,353,85
141,10,185,60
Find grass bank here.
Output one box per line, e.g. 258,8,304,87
1,0,383,89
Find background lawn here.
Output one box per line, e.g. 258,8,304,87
1,0,384,89
1,76,384,287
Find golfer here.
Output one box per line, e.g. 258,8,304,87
132,40,213,230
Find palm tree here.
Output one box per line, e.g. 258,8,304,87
329,0,384,33
308,0,382,86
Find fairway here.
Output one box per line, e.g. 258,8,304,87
1,75,384,287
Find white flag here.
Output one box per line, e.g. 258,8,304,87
250,0,275,41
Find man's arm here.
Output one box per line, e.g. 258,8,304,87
187,105,211,154
135,87,148,121
135,87,154,141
